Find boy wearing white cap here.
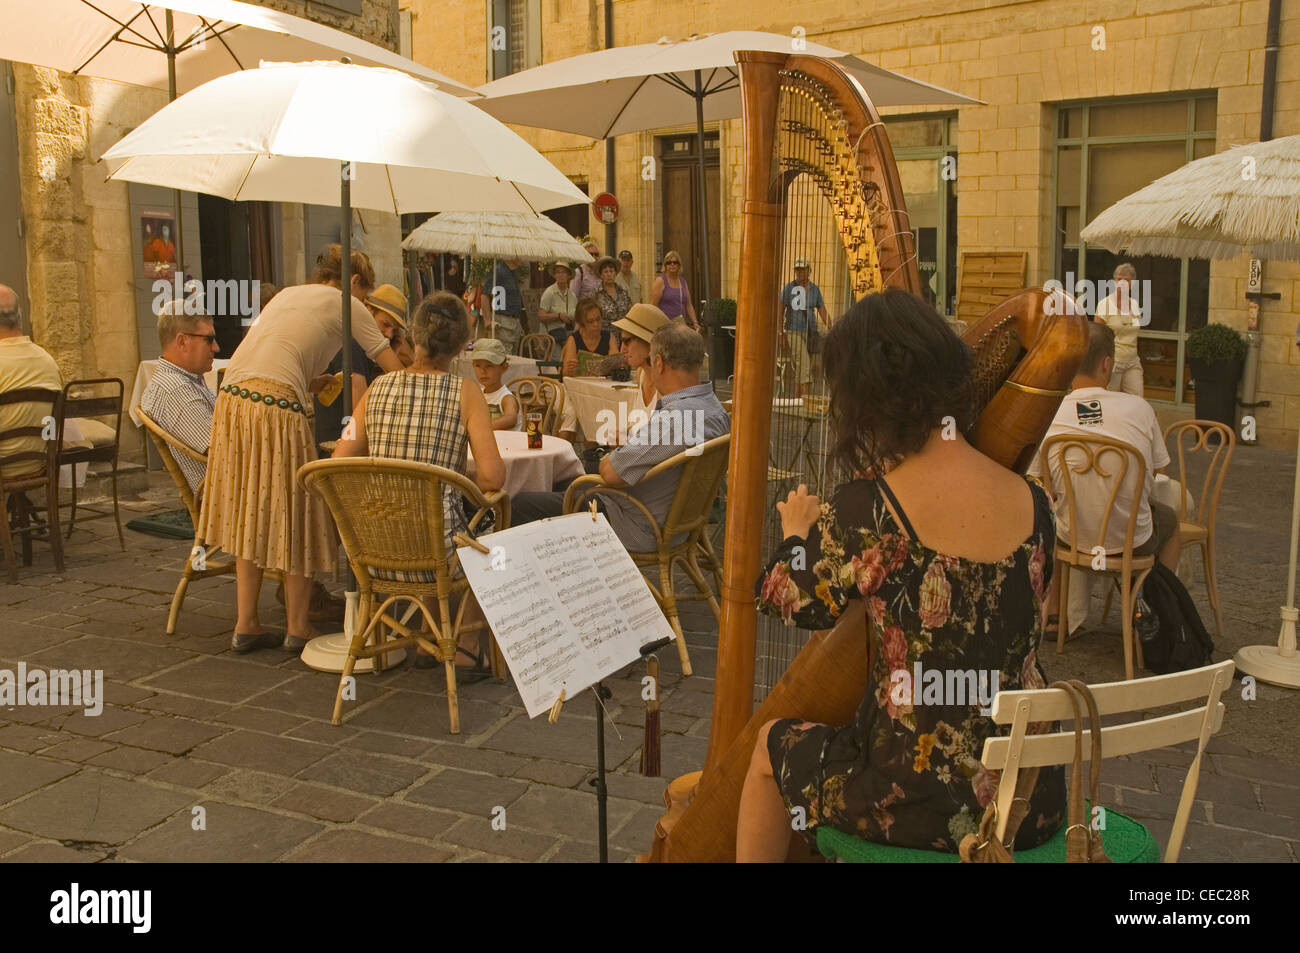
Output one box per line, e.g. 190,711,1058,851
471,338,521,431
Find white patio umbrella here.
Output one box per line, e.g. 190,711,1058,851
476,30,981,302
403,210,594,340
1,0,480,270
0,0,479,97
403,210,595,262
1083,133,1300,689
101,60,590,674
1081,134,1300,260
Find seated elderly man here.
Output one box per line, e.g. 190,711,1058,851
511,322,729,550
1031,322,1179,633
139,299,221,492
0,284,63,481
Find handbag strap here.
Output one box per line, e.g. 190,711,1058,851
1066,679,1112,862
1049,680,1089,861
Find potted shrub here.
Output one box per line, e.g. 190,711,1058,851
1185,323,1247,428
705,297,737,383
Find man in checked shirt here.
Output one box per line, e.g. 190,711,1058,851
140,298,221,492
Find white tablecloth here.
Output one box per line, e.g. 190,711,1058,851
467,431,584,498
129,358,228,426
453,352,538,386
563,376,647,445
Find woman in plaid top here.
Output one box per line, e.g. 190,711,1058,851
333,292,505,673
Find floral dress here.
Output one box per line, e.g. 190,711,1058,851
755,476,1066,852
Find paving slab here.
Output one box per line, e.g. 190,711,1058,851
28,636,193,681
103,716,230,755
120,802,322,862
87,746,175,775
357,801,460,841
283,829,453,863
139,656,300,704
0,750,77,805
0,771,190,844
190,730,332,776
270,784,378,823
438,817,557,861
342,690,509,738
404,768,528,816
296,749,430,798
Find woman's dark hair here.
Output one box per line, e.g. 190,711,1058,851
822,289,973,478
410,291,471,359
575,297,602,325
595,256,619,277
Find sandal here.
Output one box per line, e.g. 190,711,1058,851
454,646,493,683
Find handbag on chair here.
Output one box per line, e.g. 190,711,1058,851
959,680,1111,863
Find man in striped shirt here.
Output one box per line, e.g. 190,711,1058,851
139,299,219,492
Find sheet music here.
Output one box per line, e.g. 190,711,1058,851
458,513,676,718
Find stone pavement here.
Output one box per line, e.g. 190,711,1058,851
0,440,1297,863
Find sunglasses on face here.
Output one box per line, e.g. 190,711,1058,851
181,332,218,345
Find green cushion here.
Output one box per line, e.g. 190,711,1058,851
817,807,1160,864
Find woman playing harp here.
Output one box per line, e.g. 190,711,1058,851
737,290,1067,861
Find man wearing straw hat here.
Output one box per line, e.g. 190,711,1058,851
539,261,577,349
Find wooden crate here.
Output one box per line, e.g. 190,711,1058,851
957,251,1028,325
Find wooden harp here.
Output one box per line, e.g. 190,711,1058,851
643,51,1088,863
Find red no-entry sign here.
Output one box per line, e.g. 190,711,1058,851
593,192,619,224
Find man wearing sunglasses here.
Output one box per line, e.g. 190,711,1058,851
139,298,220,492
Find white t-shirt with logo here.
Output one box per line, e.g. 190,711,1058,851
1030,386,1169,552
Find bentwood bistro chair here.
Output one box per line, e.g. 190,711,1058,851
299,457,508,734
562,434,731,678
818,659,1235,863
0,386,64,580
508,375,566,436
1042,433,1154,681
1162,420,1235,638
519,333,556,361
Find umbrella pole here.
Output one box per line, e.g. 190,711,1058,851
693,69,712,310
165,11,185,278
1236,417,1300,687
341,162,354,411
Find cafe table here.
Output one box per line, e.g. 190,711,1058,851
468,430,584,497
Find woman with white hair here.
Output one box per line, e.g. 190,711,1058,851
1094,262,1145,396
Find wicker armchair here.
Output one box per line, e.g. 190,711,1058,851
298,457,509,733
562,434,730,677
508,375,565,436
135,407,235,635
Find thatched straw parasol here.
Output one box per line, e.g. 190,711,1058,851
402,210,594,263
1083,133,1300,690
1081,133,1300,260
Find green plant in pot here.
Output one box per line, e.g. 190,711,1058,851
1185,322,1247,429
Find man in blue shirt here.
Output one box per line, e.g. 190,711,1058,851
779,258,829,398
510,322,729,551
492,258,527,355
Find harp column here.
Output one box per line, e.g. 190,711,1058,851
705,51,789,774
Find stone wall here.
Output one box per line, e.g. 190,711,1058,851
404,0,1300,446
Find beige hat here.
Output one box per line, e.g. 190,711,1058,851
470,337,509,365
614,303,670,344
365,284,408,329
